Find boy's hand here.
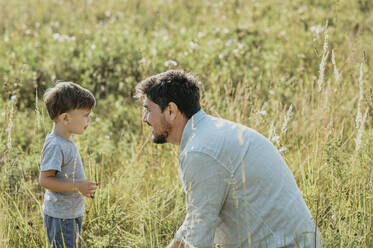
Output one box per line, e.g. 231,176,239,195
76,180,98,198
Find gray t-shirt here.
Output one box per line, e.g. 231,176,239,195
40,133,86,219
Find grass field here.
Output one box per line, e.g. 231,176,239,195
0,0,372,247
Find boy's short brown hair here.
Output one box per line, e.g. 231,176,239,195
43,82,96,120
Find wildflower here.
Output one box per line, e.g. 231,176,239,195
279,31,286,37
53,33,60,40
164,60,178,67
91,44,96,50
272,136,280,142
310,25,323,35
257,110,266,116
163,35,169,41
279,147,287,153
139,58,148,64
189,42,198,49
226,39,234,46
331,215,336,221
105,135,110,140
1,112,5,117
180,27,186,34
197,32,205,38
4,35,9,42
11,95,16,101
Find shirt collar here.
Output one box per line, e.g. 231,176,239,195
180,109,206,152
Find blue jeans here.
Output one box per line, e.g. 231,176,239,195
44,214,83,248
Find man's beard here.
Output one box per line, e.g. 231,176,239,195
152,132,168,144
152,118,171,144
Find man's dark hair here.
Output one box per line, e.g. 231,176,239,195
135,70,201,119
43,82,96,120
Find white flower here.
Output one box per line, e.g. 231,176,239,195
189,42,199,49
1,112,5,117
105,10,111,17
272,136,280,142
139,58,148,64
53,33,60,40
257,110,266,116
91,44,96,50
164,60,178,67
331,215,336,221
4,35,9,42
105,135,110,140
11,95,16,101
180,27,186,34
197,32,205,38
226,39,234,46
279,146,287,153
310,25,323,34
163,35,169,41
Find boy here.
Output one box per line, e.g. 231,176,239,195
39,82,98,248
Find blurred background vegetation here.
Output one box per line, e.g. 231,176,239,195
0,0,372,247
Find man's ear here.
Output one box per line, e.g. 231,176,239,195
166,102,179,121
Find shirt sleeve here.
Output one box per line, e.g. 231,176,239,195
40,142,63,172
175,151,230,248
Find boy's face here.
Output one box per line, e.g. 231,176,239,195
65,108,92,135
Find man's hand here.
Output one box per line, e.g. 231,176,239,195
167,239,184,248
76,180,98,198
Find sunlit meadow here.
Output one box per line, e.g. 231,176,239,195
0,0,372,247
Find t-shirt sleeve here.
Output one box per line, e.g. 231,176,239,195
40,142,63,172
175,151,230,248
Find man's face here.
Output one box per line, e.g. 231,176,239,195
142,98,171,144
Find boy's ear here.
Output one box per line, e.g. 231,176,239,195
57,113,69,124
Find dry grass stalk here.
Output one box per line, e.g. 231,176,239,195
317,23,329,92
35,86,41,130
331,49,341,84
355,107,368,152
7,97,15,153
355,63,364,128
281,104,293,135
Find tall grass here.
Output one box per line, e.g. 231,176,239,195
0,0,372,247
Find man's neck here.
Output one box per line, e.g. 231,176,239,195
168,117,188,146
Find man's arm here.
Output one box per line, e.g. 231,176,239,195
173,151,230,247
39,170,97,198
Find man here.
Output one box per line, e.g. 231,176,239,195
135,70,322,248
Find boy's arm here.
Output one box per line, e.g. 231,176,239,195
39,170,97,198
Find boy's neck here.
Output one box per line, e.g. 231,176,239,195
52,122,72,141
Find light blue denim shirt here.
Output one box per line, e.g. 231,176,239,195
176,110,321,248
